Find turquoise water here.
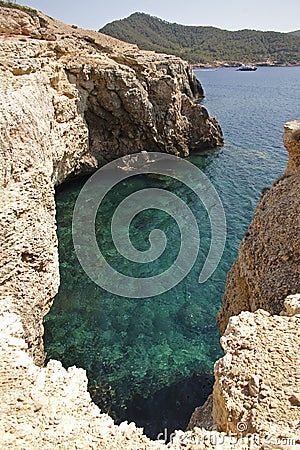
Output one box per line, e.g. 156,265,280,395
44,66,300,439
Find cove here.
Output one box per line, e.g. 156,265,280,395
43,66,300,439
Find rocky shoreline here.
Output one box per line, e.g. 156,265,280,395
192,62,300,69
0,4,299,449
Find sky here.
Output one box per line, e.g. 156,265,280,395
16,0,300,32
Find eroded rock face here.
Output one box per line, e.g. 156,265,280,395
218,120,300,334
214,309,300,440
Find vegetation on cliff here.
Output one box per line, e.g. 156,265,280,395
100,13,300,65
0,0,38,16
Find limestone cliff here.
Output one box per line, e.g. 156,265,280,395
0,4,222,364
218,120,300,334
0,4,222,181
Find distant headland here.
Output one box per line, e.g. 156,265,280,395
100,12,300,67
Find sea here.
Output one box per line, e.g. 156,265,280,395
43,66,300,440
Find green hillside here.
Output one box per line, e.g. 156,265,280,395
100,13,300,65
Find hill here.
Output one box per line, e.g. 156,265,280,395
100,13,300,65
290,30,300,36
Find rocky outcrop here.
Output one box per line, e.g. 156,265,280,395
213,307,300,441
0,311,166,449
0,5,222,179
188,122,300,444
210,121,300,444
2,300,299,449
188,297,300,446
0,5,222,364
218,120,300,334
284,120,300,175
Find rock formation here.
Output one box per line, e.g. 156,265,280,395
218,120,300,334
213,306,300,440
0,4,222,178
0,4,299,449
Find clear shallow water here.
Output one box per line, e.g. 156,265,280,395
44,66,300,439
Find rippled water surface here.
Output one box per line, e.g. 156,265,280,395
44,67,300,439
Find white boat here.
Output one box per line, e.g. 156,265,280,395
237,65,257,71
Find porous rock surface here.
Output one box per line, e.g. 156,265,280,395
1,304,299,449
0,311,165,449
0,4,299,449
213,307,300,441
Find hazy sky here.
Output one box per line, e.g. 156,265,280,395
17,0,299,32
